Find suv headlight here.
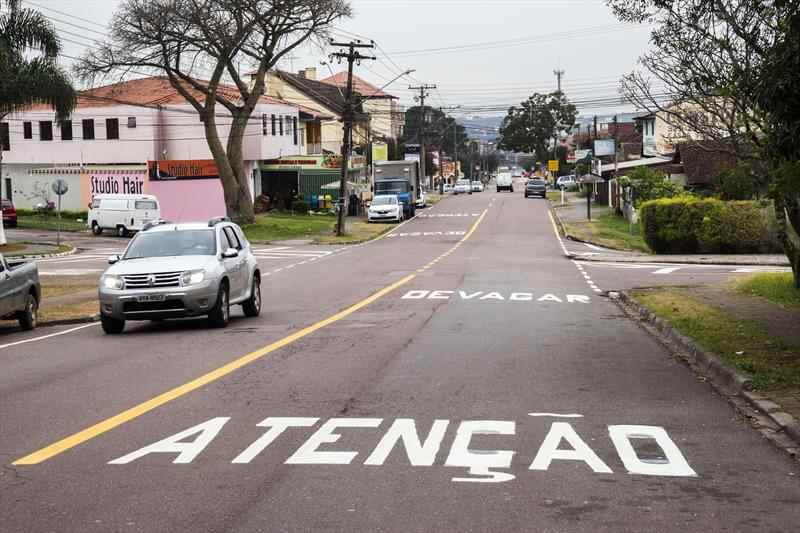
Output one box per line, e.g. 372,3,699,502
181,269,206,286
102,274,123,290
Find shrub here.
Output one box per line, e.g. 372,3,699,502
712,163,766,200
622,167,684,207
640,197,782,254
291,200,309,214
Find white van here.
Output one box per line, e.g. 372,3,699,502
88,194,161,237
496,172,514,192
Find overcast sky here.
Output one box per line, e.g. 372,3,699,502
41,0,653,117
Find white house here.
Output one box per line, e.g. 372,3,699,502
0,76,305,220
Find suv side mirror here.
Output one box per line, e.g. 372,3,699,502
222,248,239,259
108,255,120,265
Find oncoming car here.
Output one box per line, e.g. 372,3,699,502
368,195,403,223
454,179,471,194
98,218,261,334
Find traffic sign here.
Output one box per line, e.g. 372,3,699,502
548,160,559,172
51,178,69,196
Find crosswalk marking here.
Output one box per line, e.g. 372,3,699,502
653,267,682,274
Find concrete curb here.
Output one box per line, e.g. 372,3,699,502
39,313,100,327
613,290,800,449
6,243,77,261
575,254,790,267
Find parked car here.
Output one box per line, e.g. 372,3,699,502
98,218,261,334
443,184,453,194
2,199,17,228
88,194,161,237
416,191,427,208
454,179,471,194
556,175,577,190
368,195,404,223
0,253,40,330
471,181,484,192
525,178,547,198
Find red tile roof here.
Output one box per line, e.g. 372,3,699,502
319,72,396,99
29,76,299,110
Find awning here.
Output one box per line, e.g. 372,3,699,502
321,180,358,190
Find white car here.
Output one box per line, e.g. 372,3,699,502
443,184,453,193
471,181,484,192
557,175,577,189
368,195,403,223
416,191,427,208
454,179,471,194
88,194,160,237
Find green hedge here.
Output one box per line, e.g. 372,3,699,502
640,197,782,254
16,208,88,219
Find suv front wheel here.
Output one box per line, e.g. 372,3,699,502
208,282,230,328
242,275,261,317
101,315,125,334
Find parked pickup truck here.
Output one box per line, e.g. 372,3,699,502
0,253,40,330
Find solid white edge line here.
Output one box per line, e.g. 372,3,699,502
0,323,100,350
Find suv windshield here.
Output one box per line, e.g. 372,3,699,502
124,230,217,259
372,196,397,206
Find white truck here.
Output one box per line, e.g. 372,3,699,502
496,171,514,192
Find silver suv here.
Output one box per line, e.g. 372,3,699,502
98,218,261,334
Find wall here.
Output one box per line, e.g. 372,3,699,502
148,179,226,222
363,98,395,139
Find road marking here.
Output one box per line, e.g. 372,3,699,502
40,269,103,276
0,323,100,351
653,267,682,274
528,413,584,418
106,416,697,482
11,274,417,466
583,242,604,251
13,206,491,466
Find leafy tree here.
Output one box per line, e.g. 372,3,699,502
712,163,766,201
609,0,800,286
77,0,350,224
401,106,468,159
498,92,577,163
0,0,76,244
617,167,683,208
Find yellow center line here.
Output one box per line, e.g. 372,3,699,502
13,204,491,466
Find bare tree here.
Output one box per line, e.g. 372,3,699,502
607,0,777,157
76,0,351,224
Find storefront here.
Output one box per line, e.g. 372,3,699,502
27,166,148,211
259,154,367,210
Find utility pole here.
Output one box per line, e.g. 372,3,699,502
409,84,437,192
554,69,565,94
612,114,619,209
330,40,376,236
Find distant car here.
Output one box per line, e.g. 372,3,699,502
368,195,403,223
443,184,453,193
98,218,261,334
525,179,547,198
0,252,40,330
2,199,17,228
556,175,577,189
416,191,427,208
454,179,471,194
471,181,484,192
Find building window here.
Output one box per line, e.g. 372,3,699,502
61,120,73,141
271,114,276,135
127,117,136,128
23,122,32,139
106,118,119,140
262,114,268,136
82,119,95,140
39,121,53,141
0,123,9,151
293,117,298,145
279,116,283,136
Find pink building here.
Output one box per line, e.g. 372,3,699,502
0,77,312,220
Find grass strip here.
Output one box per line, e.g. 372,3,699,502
632,288,800,391
733,273,800,310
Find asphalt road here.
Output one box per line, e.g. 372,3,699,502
2,192,799,532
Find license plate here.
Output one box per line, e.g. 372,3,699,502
137,294,165,303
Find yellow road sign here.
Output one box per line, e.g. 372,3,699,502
548,160,559,172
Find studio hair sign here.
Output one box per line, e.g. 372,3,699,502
148,160,219,180
81,170,148,206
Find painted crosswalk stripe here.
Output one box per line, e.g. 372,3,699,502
653,267,682,274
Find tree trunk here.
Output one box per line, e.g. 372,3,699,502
776,195,800,288
200,110,256,225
